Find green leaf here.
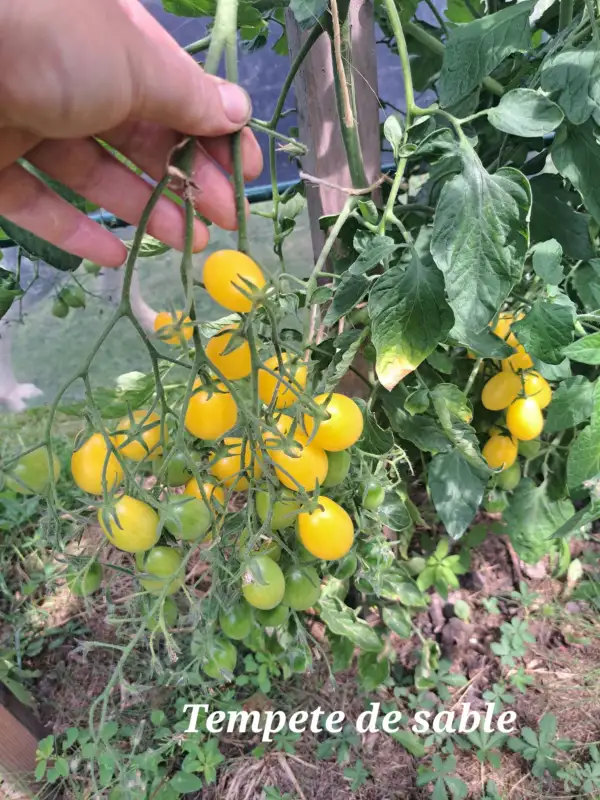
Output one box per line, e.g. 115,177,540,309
381,391,451,453
573,259,600,311
511,297,575,364
552,121,600,223
328,632,355,672
349,236,399,275
162,0,216,16
504,480,574,563
563,331,600,365
170,771,204,793
382,606,412,637
488,89,564,137
1,675,35,706
0,217,82,272
384,114,404,160
378,491,413,532
289,0,327,29
369,252,453,389
0,267,23,320
390,729,426,757
551,501,600,539
356,402,395,454
318,596,383,652
529,174,594,261
324,274,369,326
531,240,564,285
438,2,534,107
428,449,488,539
322,328,369,394
540,43,600,127
545,376,595,433
430,143,531,333
446,0,483,22
405,388,430,416
379,573,427,606
567,420,600,490
431,384,488,470
452,326,513,359
132,234,171,258
358,652,390,692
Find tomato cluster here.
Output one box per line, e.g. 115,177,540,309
59,250,368,677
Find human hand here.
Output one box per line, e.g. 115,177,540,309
0,0,263,267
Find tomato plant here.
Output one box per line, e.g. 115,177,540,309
66,561,102,597
137,546,184,595
98,496,160,553
4,447,60,495
219,600,254,640
71,433,123,495
241,556,285,609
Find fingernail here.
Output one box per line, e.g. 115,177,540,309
218,84,251,124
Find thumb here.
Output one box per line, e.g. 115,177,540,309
123,0,252,136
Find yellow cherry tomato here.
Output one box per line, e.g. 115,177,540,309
258,353,308,410
98,495,160,552
71,432,124,495
482,434,518,471
205,326,252,380
185,382,237,441
263,416,328,492
184,478,226,509
502,345,533,373
297,496,354,560
210,437,261,491
154,311,194,345
481,372,521,411
115,410,164,462
523,371,552,409
203,250,266,313
506,397,544,441
303,393,364,451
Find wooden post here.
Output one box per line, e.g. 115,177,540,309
0,687,47,799
286,0,381,259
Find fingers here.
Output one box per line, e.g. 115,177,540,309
0,127,40,172
27,138,209,250
0,162,126,267
202,129,264,182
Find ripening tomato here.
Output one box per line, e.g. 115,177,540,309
491,312,514,341
282,566,321,610
185,382,237,440
98,496,160,552
264,418,328,492
115,409,164,461
502,345,533,373
201,637,238,680
303,393,364,451
137,546,184,595
241,555,286,609
258,353,307,409
255,604,289,627
145,596,179,631
203,250,266,313
323,450,351,488
205,326,251,380
255,489,302,530
219,600,254,640
163,496,212,541
66,561,102,597
522,371,552,409
481,371,521,411
152,450,192,487
154,311,194,345
210,438,261,490
72,433,123,495
184,478,226,510
297,497,354,560
5,447,61,495
506,397,544,441
482,434,518,471
496,460,521,491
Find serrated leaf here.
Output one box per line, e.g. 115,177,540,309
567,422,600,490
358,651,390,691
378,491,413,532
489,89,563,137
381,389,452,453
369,252,453,389
133,234,171,258
573,259,600,311
545,376,594,433
552,121,600,223
531,239,563,285
439,2,534,107
324,273,369,325
452,326,514,359
321,328,368,393
356,401,395,454
504,480,574,563
349,236,399,275
431,384,488,470
382,606,412,637
289,0,327,29
563,331,600,365
318,596,383,652
541,43,600,126
511,297,575,364
529,174,594,261
0,217,82,272
430,144,531,333
429,449,488,539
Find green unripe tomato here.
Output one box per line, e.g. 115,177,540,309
322,450,351,488
483,489,508,513
163,497,211,542
282,566,321,610
83,260,102,275
201,637,237,681
62,285,86,309
255,489,302,531
152,451,192,487
236,528,282,561
219,600,254,640
66,561,102,596
361,481,385,511
5,448,61,495
518,439,542,459
331,553,358,579
497,460,521,491
145,596,179,631
52,297,69,318
256,604,289,627
137,546,184,595
241,556,285,610
349,307,370,327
